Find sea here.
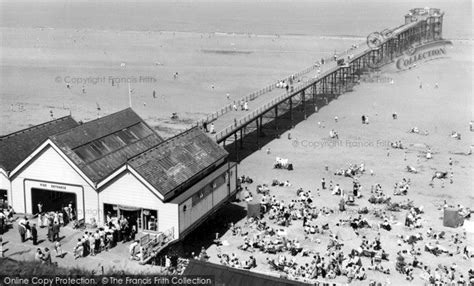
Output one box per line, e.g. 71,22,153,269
0,0,472,40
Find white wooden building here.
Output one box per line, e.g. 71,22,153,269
0,116,79,208
2,108,238,240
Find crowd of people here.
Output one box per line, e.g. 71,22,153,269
0,206,15,234
210,145,473,285
73,214,137,259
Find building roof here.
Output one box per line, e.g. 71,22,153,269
128,127,228,200
183,260,312,286
50,108,163,184
0,116,79,172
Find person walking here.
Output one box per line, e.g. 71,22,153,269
18,223,26,242
209,123,215,134
52,223,60,242
47,224,53,242
88,235,95,256
54,240,63,258
321,178,326,190
31,224,38,245
25,221,32,241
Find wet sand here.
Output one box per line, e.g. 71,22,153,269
0,27,360,137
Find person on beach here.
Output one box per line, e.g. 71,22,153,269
335,116,338,123
321,178,326,190
426,149,432,159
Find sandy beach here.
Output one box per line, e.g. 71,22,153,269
0,26,361,137
1,1,473,285
204,41,473,285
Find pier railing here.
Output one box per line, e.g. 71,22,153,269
196,64,318,126
196,19,428,142
195,42,364,127
211,22,427,143
214,65,340,143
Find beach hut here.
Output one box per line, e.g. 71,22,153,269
443,208,462,228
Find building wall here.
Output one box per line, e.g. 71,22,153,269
0,170,11,205
99,171,179,238
178,162,238,236
10,145,98,223
228,163,237,196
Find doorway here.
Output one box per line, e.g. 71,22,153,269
120,209,140,230
31,188,76,214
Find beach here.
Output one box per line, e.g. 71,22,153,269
204,40,473,285
0,26,362,137
1,0,472,137
0,0,473,284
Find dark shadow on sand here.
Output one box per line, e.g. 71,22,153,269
160,202,246,259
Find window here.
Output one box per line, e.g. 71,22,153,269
117,129,139,144
192,184,212,206
213,174,226,189
143,209,158,231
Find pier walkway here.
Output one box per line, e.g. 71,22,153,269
194,8,444,162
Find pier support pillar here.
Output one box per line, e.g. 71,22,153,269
289,97,293,128
234,133,239,162
302,89,306,119
274,106,279,134
239,129,243,150
256,118,260,150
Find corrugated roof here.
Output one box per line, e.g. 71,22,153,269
50,108,163,183
183,260,312,286
128,127,228,199
0,116,79,172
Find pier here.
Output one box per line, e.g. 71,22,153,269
199,8,444,162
